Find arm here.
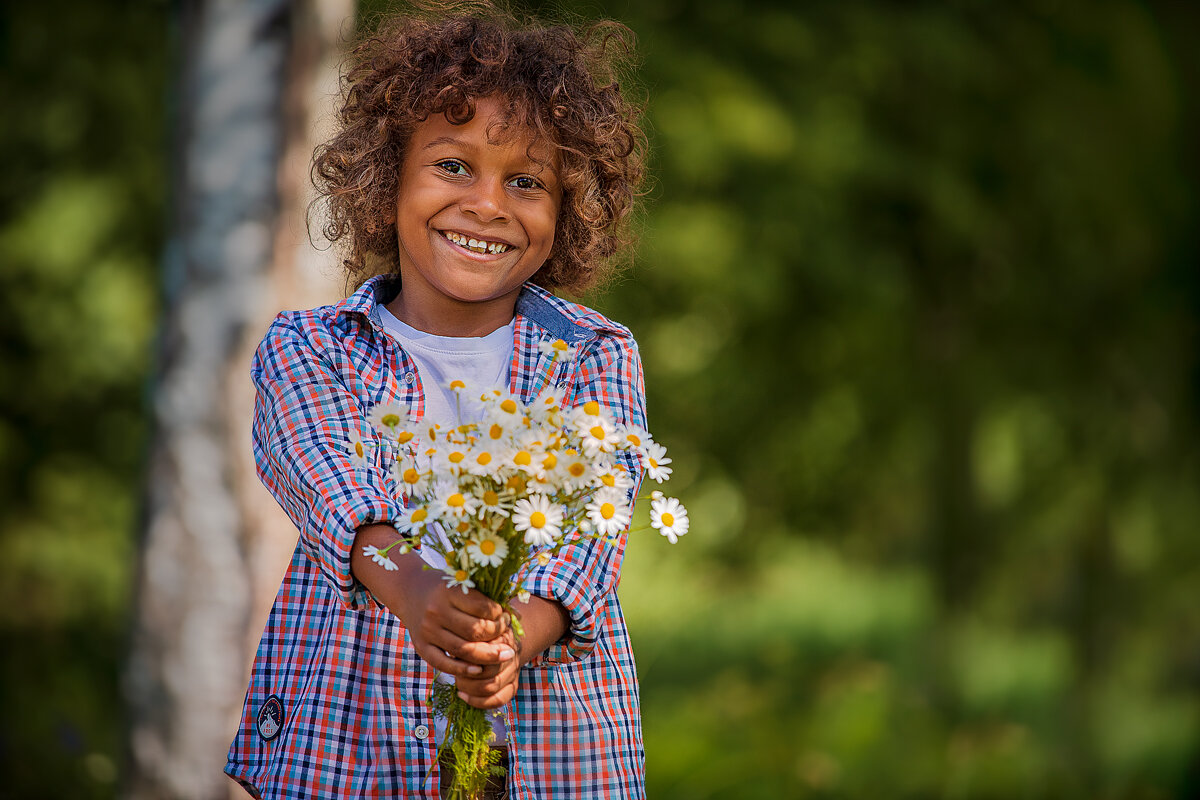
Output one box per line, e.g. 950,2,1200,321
251,312,403,610
521,331,647,665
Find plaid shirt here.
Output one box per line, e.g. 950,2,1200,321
225,275,647,799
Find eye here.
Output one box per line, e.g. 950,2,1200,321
509,175,543,191
435,159,468,176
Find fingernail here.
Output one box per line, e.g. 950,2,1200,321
458,691,469,701
468,665,482,675
499,647,515,660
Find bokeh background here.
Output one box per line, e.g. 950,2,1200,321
2,0,1198,798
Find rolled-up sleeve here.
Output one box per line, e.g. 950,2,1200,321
251,312,401,611
524,330,647,664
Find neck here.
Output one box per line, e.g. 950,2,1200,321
384,289,518,337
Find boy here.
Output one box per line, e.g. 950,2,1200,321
225,4,650,798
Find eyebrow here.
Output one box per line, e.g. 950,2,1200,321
422,136,473,151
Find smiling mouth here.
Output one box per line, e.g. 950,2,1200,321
442,230,512,255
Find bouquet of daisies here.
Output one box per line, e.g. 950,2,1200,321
353,364,688,800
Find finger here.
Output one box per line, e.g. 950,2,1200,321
455,639,516,666
441,606,509,644
449,587,505,622
455,662,518,699
456,681,517,710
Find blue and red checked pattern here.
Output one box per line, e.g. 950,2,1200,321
226,275,648,799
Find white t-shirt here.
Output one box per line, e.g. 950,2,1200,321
377,303,515,745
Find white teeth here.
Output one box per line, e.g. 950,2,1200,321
444,231,509,254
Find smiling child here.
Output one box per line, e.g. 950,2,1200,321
224,4,650,799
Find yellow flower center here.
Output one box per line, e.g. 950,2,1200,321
569,463,586,477
601,474,616,487
483,490,499,505
397,431,414,444
590,426,606,441
500,399,518,414
457,521,470,533
542,453,557,470
626,433,641,446
449,380,465,390
412,508,428,522
448,451,465,464
448,493,465,508
381,413,401,427
530,511,547,528
600,503,615,520
661,512,675,527
514,451,532,466
583,401,600,416
489,423,504,439
402,468,420,484
455,569,469,582
476,452,493,466
480,540,496,556
506,475,526,492
353,441,365,457
552,339,568,351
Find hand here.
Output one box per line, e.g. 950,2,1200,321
453,592,572,708
351,525,516,688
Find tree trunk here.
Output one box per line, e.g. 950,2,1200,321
124,1,349,798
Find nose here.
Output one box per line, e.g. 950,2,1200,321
461,176,509,222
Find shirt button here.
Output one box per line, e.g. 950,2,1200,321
405,372,415,384
414,724,429,740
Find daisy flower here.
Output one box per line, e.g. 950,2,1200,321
585,489,632,536
361,544,399,571
558,451,593,491
429,485,481,521
650,495,690,543
466,531,508,568
367,402,409,437
464,444,503,477
593,462,634,494
511,494,563,547
394,505,431,537
616,424,653,453
486,393,525,426
529,387,566,426
347,436,371,468
643,441,673,483
480,418,511,446
393,460,431,497
538,337,578,362
438,442,473,475
579,415,620,455
474,486,513,518
443,563,476,594
499,430,544,476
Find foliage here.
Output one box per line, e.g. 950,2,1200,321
2,0,1198,797
0,1,166,796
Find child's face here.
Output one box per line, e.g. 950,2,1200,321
391,95,561,334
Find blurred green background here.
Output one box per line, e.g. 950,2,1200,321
2,0,1198,797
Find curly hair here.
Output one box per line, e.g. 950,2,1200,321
312,1,647,294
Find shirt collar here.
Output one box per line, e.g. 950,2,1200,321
337,273,596,346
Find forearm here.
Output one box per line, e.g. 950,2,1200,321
512,594,569,666
349,523,430,618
